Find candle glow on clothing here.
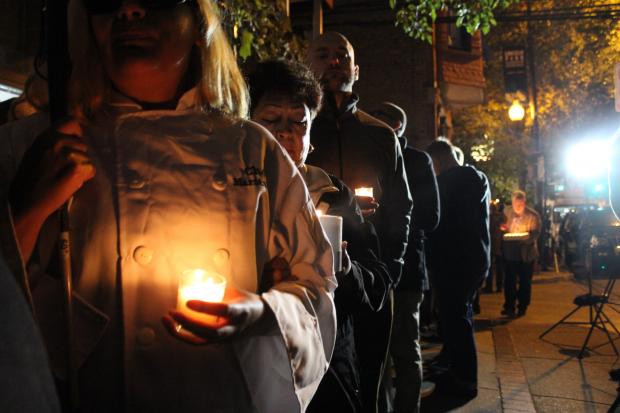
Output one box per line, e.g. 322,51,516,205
177,269,226,323
355,187,374,198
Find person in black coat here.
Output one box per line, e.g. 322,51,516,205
249,59,391,413
371,102,440,412
426,139,490,398
306,33,412,413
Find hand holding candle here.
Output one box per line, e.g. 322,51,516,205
177,269,226,324
355,187,374,198
354,187,379,217
165,278,267,345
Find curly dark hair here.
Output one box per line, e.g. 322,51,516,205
248,59,323,116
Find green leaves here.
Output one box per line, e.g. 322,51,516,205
216,0,304,61
238,30,254,60
390,0,521,42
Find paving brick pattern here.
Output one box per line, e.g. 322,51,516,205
494,326,538,412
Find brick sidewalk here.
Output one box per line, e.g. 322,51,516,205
420,272,619,412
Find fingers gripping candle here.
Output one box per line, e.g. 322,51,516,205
177,269,226,323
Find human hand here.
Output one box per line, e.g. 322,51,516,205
356,196,379,217
340,241,352,275
163,286,267,345
10,119,95,219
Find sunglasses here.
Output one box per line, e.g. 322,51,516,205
83,0,194,15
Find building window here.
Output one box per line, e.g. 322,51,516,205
448,25,472,52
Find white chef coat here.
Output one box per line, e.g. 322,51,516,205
0,89,337,412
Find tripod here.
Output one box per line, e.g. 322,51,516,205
539,273,619,359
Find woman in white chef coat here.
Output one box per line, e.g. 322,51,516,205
0,1,336,412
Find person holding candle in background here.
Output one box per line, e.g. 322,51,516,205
0,1,336,412
305,32,412,413
501,190,541,318
249,58,391,413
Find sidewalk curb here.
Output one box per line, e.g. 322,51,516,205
494,326,538,412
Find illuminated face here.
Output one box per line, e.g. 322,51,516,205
90,0,199,97
512,197,526,215
307,33,359,94
252,94,313,167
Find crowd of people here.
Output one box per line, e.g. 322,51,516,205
0,1,546,412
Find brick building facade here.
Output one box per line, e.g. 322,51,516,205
292,0,486,149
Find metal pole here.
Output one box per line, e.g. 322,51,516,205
526,0,547,270
313,0,323,38
46,0,79,409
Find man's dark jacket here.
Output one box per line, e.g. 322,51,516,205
307,174,390,413
397,138,440,292
427,164,491,288
307,93,412,285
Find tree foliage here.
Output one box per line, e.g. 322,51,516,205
217,0,304,61
390,0,521,43
452,0,620,200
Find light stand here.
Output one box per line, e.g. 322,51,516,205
538,269,619,359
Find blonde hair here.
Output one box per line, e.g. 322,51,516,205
67,0,248,119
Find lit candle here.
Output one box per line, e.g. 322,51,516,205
177,269,226,323
503,232,529,241
355,187,374,198
317,213,343,273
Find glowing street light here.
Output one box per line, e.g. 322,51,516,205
508,100,526,121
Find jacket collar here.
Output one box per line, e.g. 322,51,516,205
299,164,339,207
108,87,199,112
319,91,359,120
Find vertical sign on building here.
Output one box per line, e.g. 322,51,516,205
503,47,527,95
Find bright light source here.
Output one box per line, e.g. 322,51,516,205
508,100,525,121
565,140,611,179
594,183,605,192
556,185,565,191
0,83,20,102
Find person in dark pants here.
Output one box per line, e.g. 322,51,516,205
306,32,413,413
370,102,440,412
501,190,541,318
426,139,490,398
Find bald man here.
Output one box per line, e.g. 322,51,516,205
306,32,412,413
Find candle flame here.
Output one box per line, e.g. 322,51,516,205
355,187,374,198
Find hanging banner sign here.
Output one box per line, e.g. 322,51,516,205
503,47,527,95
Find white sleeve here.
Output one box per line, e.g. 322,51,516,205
235,132,337,413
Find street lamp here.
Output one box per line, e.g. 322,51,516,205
508,100,526,121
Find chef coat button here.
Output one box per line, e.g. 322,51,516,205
213,248,230,267
137,327,156,346
134,246,154,266
212,177,227,191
